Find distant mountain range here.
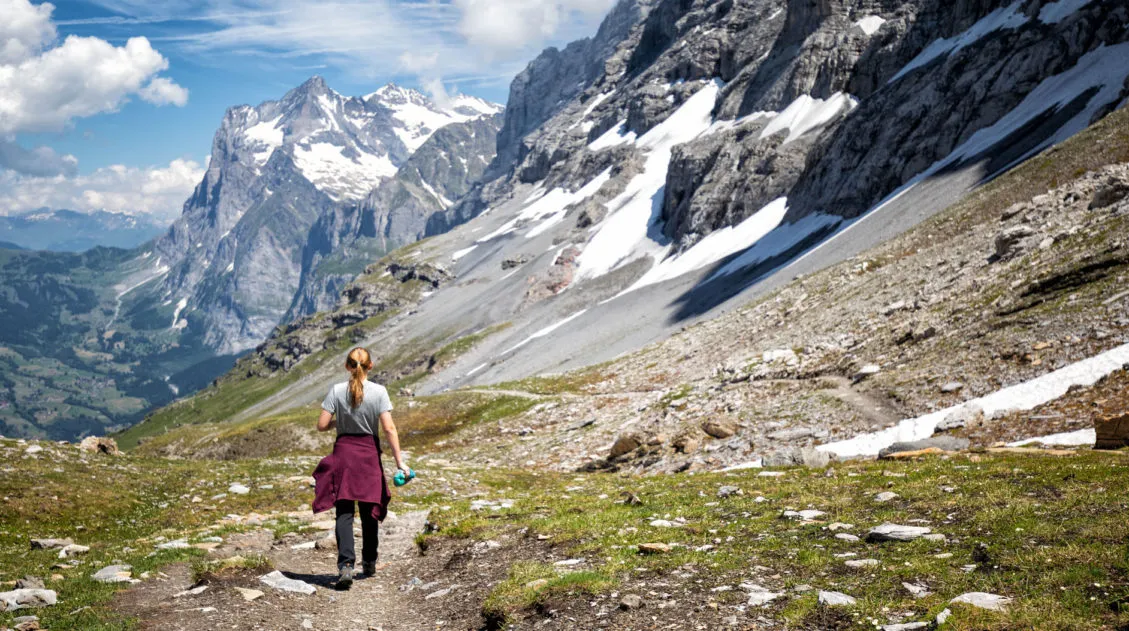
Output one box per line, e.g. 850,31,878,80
0,209,166,252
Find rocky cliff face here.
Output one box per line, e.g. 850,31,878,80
153,77,502,354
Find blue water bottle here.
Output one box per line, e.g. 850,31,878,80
393,468,416,487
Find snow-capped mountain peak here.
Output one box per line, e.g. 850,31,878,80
225,78,501,202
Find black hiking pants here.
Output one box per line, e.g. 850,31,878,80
335,499,379,570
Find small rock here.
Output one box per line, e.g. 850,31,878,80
234,587,264,601
314,536,336,551
92,565,132,584
228,483,251,495
701,419,737,439
649,519,678,528
845,559,879,568
29,538,73,550
24,445,43,455
923,533,947,542
782,509,825,521
936,608,952,625
58,544,89,559
867,523,932,542
157,539,191,550
13,615,40,631
174,585,209,598
524,579,548,590
902,582,932,598
874,491,899,502
818,590,857,606
744,585,783,607
717,485,742,498
834,533,859,542
881,623,928,631
425,585,457,599
620,594,643,610
638,543,671,555
290,541,317,550
259,571,315,595
939,381,963,393
672,434,699,454
950,592,1012,611
854,364,881,381
14,577,43,590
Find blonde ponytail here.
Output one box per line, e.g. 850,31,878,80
345,347,373,408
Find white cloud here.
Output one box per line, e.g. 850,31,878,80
0,0,188,135
0,139,77,177
454,0,615,54
84,0,612,89
0,158,203,220
0,0,55,64
139,76,190,106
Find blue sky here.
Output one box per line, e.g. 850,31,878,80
0,0,614,219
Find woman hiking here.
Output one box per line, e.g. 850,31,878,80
312,347,408,590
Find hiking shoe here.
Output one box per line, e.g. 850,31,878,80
362,562,377,576
336,566,353,590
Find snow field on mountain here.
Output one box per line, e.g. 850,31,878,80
292,142,396,202
758,92,858,145
575,79,722,281
476,168,612,243
819,341,1129,458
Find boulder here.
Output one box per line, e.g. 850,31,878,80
620,594,643,609
0,589,56,612
1094,412,1129,449
672,434,699,454
701,419,737,439
993,225,1037,260
866,523,932,542
609,433,642,458
879,436,969,458
78,436,119,455
1090,177,1129,209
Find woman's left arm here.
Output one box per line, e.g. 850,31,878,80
317,410,336,432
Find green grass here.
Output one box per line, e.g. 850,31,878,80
425,450,1129,630
0,438,317,630
482,561,616,626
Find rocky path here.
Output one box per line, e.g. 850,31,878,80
113,510,491,631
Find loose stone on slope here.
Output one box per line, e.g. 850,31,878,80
92,565,133,583
0,589,57,612
259,571,316,595
818,591,857,606
950,592,1012,611
866,523,932,542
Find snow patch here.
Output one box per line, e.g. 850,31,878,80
1008,428,1095,447
576,80,723,281
504,310,589,354
588,121,637,151
854,15,886,35
292,142,395,201
621,197,789,295
890,1,1027,83
171,297,188,330
759,93,858,146
819,341,1129,458
452,245,477,261
1038,0,1094,23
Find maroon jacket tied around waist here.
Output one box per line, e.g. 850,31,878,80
312,434,391,521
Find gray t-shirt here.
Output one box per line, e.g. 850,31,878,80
322,381,393,436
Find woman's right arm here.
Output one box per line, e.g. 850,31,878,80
317,409,335,432
379,411,407,471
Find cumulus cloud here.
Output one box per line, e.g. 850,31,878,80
0,139,78,177
0,0,55,64
0,0,189,135
0,158,203,220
